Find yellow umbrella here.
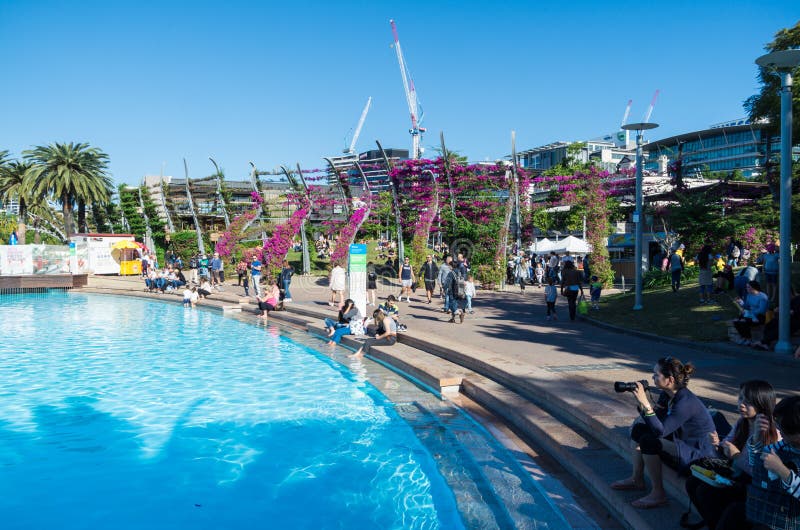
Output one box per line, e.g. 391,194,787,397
112,240,139,250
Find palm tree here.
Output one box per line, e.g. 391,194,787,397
0,160,38,244
24,142,113,237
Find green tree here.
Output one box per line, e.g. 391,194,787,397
23,142,113,237
0,160,37,244
744,20,800,141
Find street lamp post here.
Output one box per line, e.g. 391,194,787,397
622,122,659,310
756,49,800,355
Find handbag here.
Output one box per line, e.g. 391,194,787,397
577,295,589,316
349,318,365,336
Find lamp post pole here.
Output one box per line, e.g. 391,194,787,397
622,122,659,310
756,49,800,355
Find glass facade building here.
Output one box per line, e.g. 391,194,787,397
643,123,787,178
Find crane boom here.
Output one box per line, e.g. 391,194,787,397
643,89,660,123
621,99,632,127
347,96,372,154
390,19,423,159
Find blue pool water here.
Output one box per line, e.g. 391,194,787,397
0,293,463,529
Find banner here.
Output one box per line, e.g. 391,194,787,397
348,244,367,318
0,245,34,275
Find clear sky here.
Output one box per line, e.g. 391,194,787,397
0,1,797,186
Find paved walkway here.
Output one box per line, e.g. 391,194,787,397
278,275,798,413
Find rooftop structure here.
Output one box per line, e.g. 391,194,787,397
643,120,799,179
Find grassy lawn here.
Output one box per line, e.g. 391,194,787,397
592,282,741,342
284,241,395,277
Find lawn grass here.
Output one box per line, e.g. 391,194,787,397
591,282,741,342
284,241,392,277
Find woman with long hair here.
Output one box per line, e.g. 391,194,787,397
611,356,717,509
326,300,361,346
560,260,584,321
349,309,397,359
687,380,780,529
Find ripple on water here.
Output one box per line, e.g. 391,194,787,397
0,293,463,530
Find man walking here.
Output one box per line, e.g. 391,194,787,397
419,255,438,304
210,252,223,287
438,256,453,312
250,255,262,297
398,256,415,302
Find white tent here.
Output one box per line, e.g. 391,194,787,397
530,238,554,253
548,235,592,254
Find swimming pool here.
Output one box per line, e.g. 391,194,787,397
0,292,466,529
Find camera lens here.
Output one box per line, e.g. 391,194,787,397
614,382,635,393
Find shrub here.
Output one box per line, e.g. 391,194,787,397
643,265,699,290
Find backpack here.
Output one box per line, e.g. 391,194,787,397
455,270,466,300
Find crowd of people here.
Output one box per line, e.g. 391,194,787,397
658,237,798,358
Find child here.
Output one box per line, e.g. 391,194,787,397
189,286,199,307
590,275,603,310
535,262,544,287
464,275,476,313
544,277,558,321
182,286,193,307
735,395,800,529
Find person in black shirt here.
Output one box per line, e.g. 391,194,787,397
419,255,438,304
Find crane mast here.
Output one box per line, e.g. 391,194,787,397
390,19,424,159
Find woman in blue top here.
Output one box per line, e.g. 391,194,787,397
611,356,716,509
733,281,770,346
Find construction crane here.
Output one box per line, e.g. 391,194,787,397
643,89,660,123
344,97,372,154
620,99,633,127
390,19,425,159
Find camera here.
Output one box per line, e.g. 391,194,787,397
614,380,650,393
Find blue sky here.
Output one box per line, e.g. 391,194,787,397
0,1,797,186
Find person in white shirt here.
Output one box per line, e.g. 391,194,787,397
182,287,193,307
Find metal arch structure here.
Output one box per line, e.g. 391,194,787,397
137,185,155,252
279,164,312,275
209,157,231,228
158,179,175,233
511,130,521,251
183,159,206,255
322,157,352,218
439,132,456,216
376,140,405,262
247,162,269,242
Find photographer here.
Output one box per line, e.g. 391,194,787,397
611,357,717,509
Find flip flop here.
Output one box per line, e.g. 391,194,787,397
610,480,645,491
631,498,669,509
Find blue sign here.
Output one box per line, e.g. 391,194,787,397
349,244,367,255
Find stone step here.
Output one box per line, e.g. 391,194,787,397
306,324,474,396
462,376,689,530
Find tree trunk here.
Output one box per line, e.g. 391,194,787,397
17,199,27,244
62,194,75,237
78,200,86,233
